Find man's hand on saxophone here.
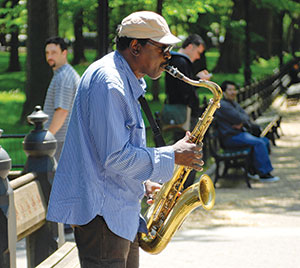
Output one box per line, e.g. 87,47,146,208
143,180,162,205
172,131,204,171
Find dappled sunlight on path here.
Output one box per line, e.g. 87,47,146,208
182,100,300,229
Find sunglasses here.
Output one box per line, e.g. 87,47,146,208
147,39,174,54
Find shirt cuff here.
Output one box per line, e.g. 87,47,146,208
149,145,174,183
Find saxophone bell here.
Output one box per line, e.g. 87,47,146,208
198,174,215,210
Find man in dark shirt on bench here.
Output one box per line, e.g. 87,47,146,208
215,80,280,182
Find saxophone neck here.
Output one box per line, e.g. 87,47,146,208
164,65,223,102
164,65,184,80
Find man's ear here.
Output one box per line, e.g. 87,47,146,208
130,39,140,56
62,49,68,58
187,43,194,50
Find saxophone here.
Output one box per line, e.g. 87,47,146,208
139,65,223,254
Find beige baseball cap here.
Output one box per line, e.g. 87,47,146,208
117,11,181,45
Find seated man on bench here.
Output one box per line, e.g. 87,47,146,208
215,80,280,182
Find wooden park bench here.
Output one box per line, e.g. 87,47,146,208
251,58,300,139
207,60,299,188
2,168,78,268
285,58,300,105
0,107,79,268
36,241,79,268
5,172,65,267
238,74,284,146
286,82,300,105
208,124,252,188
158,104,192,145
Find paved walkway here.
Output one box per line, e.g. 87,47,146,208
139,98,300,268
16,98,300,268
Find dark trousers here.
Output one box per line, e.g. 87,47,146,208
74,216,139,268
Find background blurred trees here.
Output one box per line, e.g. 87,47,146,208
0,0,25,72
0,0,299,119
21,0,58,119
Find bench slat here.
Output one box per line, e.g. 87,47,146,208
260,115,281,138
36,242,78,268
255,115,279,125
54,245,80,268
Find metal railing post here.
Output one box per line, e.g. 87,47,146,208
22,106,60,268
0,129,16,268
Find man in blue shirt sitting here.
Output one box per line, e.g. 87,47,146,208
47,11,204,267
215,80,280,182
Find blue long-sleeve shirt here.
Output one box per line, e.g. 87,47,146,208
47,51,175,242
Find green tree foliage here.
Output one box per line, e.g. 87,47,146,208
0,0,26,33
163,0,214,36
0,0,26,71
0,0,298,122
57,0,298,63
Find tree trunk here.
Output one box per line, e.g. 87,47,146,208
156,0,163,14
72,8,86,65
213,0,244,73
243,0,251,85
272,12,284,67
250,5,273,60
21,0,58,122
291,17,300,57
0,34,6,48
7,29,20,72
96,0,109,60
188,13,210,74
151,0,164,102
286,17,296,54
47,0,58,37
7,0,20,72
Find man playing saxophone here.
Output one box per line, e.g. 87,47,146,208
46,11,204,268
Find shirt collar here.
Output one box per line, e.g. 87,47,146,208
223,98,237,106
114,50,146,100
54,63,68,75
170,51,192,63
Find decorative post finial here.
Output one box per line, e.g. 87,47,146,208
27,105,49,131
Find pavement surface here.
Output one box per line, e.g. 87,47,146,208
17,97,300,268
140,97,300,268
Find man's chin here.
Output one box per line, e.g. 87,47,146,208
151,74,162,80
48,62,55,68
149,69,163,80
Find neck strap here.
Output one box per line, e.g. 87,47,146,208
138,96,166,147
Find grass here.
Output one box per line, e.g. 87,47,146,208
0,90,31,169
0,52,26,93
0,90,31,133
1,136,27,169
